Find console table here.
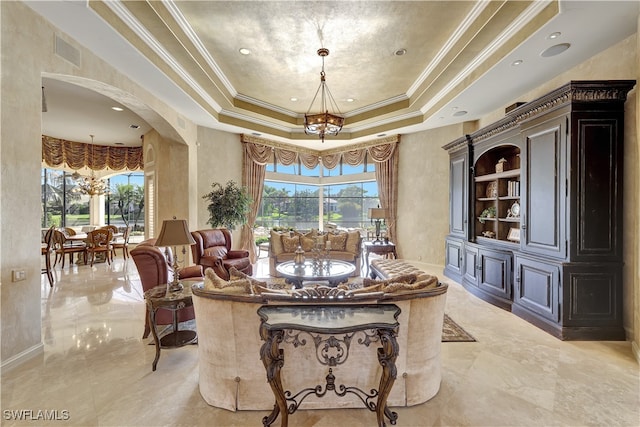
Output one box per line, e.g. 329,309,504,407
258,304,401,427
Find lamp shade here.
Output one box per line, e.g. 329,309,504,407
369,208,387,220
154,219,196,247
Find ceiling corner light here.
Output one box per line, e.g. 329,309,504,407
541,43,571,58
548,32,561,40
453,110,468,117
511,59,524,66
239,48,251,55
394,48,407,56
111,106,124,112
304,48,344,143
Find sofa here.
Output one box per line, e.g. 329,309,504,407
191,229,252,280
191,267,447,412
130,238,203,338
268,229,362,277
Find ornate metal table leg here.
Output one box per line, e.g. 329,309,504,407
259,321,287,427
148,304,161,371
375,328,399,426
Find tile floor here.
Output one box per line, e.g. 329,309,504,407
2,252,639,426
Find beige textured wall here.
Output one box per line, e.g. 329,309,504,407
0,3,198,365
396,125,463,264
195,128,244,248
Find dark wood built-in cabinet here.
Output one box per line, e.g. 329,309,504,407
443,80,635,340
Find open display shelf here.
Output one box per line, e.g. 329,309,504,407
474,147,520,243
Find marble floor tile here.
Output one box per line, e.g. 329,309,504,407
1,255,638,426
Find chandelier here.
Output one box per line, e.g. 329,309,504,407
304,48,344,142
72,171,110,197
71,135,110,197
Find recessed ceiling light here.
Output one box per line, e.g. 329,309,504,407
377,133,387,137
115,142,124,146
548,32,561,39
394,48,407,56
290,97,298,102
511,59,524,66
346,98,355,103
251,132,261,136
239,48,251,55
130,124,140,129
451,106,459,110
111,107,123,112
453,110,468,117
541,43,571,58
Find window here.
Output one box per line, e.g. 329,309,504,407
257,157,378,231
41,168,144,232
41,169,89,228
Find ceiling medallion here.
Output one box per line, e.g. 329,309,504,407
304,48,344,142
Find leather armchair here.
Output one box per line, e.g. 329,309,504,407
190,229,253,280
131,238,203,338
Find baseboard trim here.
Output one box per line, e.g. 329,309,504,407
1,343,44,372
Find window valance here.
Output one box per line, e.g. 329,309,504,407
241,134,399,169
42,135,144,171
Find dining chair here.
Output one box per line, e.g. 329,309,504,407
111,226,131,259
101,225,119,236
86,228,113,266
53,229,87,268
41,226,55,287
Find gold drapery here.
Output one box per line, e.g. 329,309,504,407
240,142,268,263
42,135,144,171
374,141,400,244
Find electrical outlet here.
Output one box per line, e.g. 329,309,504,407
11,269,26,282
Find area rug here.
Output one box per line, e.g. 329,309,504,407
155,314,475,344
442,314,476,342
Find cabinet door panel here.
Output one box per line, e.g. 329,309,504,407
445,238,463,280
478,250,512,299
563,265,621,325
450,154,468,236
573,118,621,260
462,245,479,286
514,256,559,322
523,121,565,258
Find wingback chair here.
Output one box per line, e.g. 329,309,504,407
131,238,203,339
190,229,252,280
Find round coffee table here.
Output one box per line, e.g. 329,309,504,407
275,260,356,289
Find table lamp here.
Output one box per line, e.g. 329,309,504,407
369,206,387,244
155,217,196,292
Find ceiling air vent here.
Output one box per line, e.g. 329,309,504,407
54,34,80,68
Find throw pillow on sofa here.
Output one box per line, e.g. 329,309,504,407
270,229,285,255
345,231,361,253
282,235,300,253
327,233,348,251
204,267,252,294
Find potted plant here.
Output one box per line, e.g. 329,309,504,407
203,180,252,230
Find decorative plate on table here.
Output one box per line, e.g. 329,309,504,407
486,181,498,198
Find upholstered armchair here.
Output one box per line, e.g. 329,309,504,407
190,229,252,280
131,238,203,339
